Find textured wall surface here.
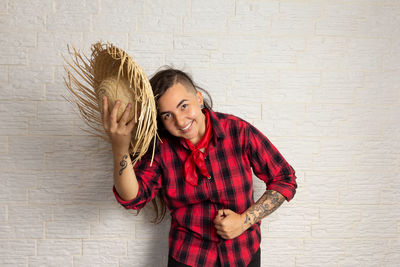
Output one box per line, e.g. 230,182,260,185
0,0,399,266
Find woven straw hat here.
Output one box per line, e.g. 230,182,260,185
64,42,158,164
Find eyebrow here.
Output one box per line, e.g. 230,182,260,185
159,99,188,116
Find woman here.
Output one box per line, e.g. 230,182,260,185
103,68,297,267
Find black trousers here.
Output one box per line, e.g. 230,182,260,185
167,248,261,267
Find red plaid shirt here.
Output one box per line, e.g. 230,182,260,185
113,109,297,267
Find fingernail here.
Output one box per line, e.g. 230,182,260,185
116,100,120,104
128,103,132,108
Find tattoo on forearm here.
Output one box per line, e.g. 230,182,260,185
119,155,128,175
243,190,285,228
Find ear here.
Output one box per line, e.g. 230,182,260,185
196,91,204,106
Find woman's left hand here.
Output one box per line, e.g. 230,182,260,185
213,209,245,240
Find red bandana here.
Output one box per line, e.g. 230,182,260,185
183,109,212,186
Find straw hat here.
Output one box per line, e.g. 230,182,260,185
64,42,158,164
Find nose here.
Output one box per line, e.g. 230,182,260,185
175,113,187,128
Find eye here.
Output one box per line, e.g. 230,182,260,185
181,104,188,110
161,113,171,120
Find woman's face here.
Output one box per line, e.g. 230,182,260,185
157,82,205,145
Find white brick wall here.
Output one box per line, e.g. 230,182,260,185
0,0,399,266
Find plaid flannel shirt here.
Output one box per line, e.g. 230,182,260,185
113,109,297,267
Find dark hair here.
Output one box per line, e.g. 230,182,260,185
150,67,213,136
150,67,213,108
143,66,213,224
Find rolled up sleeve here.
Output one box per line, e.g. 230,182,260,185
112,152,162,210
246,123,297,201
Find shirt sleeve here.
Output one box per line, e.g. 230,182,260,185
112,150,162,210
246,123,297,201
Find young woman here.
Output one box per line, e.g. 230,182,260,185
103,68,297,267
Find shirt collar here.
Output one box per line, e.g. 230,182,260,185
207,108,226,143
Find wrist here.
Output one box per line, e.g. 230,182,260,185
241,212,251,232
112,148,130,159
111,139,130,153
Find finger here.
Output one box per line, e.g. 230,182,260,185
118,103,132,126
218,209,226,218
214,219,226,228
110,100,121,123
126,115,136,133
214,224,222,230
216,231,227,239
213,216,222,224
223,209,232,215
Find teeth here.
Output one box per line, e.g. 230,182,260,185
181,121,192,130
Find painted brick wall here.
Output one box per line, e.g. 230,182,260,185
0,0,399,266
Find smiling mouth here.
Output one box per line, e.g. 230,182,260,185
181,121,193,131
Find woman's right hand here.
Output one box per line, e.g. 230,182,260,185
102,96,136,152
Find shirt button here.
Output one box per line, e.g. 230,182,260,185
207,176,212,180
